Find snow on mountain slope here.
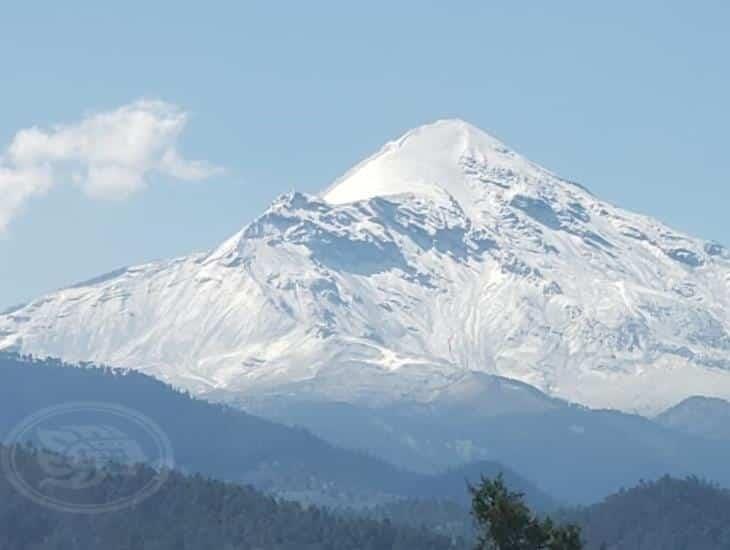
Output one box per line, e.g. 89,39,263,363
1,119,729,414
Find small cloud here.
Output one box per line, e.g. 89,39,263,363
0,166,53,232
0,100,221,230
159,149,223,182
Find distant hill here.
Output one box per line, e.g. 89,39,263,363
568,476,730,550
0,443,463,550
0,352,552,510
655,396,730,441
408,460,556,512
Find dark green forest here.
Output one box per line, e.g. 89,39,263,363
7,442,729,549
568,476,730,550
0,444,464,550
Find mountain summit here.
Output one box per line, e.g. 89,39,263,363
1,121,729,414
323,119,551,210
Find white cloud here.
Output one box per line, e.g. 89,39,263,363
0,166,53,232
0,100,221,231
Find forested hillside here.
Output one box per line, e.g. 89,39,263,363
360,477,730,549
568,476,730,550
0,444,463,550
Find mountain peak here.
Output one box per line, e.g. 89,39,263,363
394,118,511,152
321,119,554,210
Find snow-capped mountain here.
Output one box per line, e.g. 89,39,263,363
2,119,729,414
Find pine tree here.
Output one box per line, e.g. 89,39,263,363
470,475,582,550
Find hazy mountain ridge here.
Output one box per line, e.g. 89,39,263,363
0,352,553,509
2,119,728,416
250,392,730,504
655,395,730,441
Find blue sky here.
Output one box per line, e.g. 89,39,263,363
1,1,728,309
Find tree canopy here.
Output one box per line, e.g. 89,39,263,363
471,475,582,550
